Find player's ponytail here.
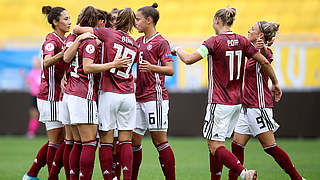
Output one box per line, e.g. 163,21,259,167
137,2,160,25
258,21,280,46
214,7,236,26
114,8,136,33
42,6,66,29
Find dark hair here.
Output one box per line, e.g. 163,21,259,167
97,9,112,28
114,8,136,33
214,7,236,26
137,2,160,25
42,6,66,29
77,6,98,27
258,21,280,45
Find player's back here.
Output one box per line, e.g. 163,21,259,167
93,27,139,94
204,32,258,105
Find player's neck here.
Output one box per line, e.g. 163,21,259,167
144,27,157,41
54,29,65,40
217,27,231,35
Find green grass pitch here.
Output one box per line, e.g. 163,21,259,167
0,136,319,179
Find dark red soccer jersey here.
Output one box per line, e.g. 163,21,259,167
38,32,69,101
243,48,274,108
135,33,173,102
65,39,101,101
93,27,139,94
203,32,258,105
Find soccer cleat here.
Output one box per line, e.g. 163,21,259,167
22,173,39,180
302,178,306,180
244,170,257,180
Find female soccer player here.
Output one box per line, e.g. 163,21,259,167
23,5,71,180
172,7,282,180
74,8,138,180
132,3,175,180
228,21,306,180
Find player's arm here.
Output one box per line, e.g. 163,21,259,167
64,33,96,63
255,38,268,57
172,46,204,65
43,51,64,68
252,52,282,102
83,57,131,74
73,25,94,34
139,60,174,76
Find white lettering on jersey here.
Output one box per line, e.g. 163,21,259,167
227,40,239,47
122,36,133,46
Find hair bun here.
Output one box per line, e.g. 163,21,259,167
152,2,158,8
42,6,52,15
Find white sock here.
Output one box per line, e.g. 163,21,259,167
240,169,247,179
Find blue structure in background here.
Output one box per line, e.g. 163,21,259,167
0,48,179,90
0,48,40,90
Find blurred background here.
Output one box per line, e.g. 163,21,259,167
0,0,319,137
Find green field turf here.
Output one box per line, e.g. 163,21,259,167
0,136,319,179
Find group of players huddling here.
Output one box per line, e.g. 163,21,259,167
22,3,306,180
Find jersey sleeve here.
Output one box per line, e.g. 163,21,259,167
82,39,98,61
158,40,173,64
202,37,215,56
266,48,274,63
65,34,77,51
93,27,109,42
244,38,259,58
43,40,58,56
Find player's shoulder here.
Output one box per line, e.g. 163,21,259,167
136,36,144,43
66,33,77,40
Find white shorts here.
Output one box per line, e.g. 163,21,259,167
64,94,98,125
203,103,241,141
98,91,136,131
45,121,64,131
234,108,280,137
134,100,169,135
59,93,71,125
37,98,60,122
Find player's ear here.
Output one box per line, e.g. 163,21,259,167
146,16,153,24
53,19,59,27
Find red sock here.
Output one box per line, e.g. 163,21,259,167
156,141,176,180
132,145,142,180
264,144,302,180
80,140,97,180
210,153,223,180
48,142,65,180
120,140,133,180
99,143,113,180
63,140,73,180
114,142,121,179
215,146,245,176
27,141,49,177
47,142,61,173
69,141,82,180
228,141,245,180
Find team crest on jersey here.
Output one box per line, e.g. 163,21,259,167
147,44,152,50
45,43,54,51
86,44,95,54
66,41,73,48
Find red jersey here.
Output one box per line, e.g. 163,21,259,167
135,33,173,102
64,33,77,79
203,32,258,105
243,48,274,108
65,39,101,101
93,27,139,94
38,32,68,101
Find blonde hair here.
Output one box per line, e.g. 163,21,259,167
258,21,280,45
214,7,236,26
114,8,136,33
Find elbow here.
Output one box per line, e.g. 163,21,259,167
63,54,69,63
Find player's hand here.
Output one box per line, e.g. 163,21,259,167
78,32,96,41
139,60,153,72
272,83,282,102
112,56,131,68
255,38,265,50
73,25,80,34
60,75,67,93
